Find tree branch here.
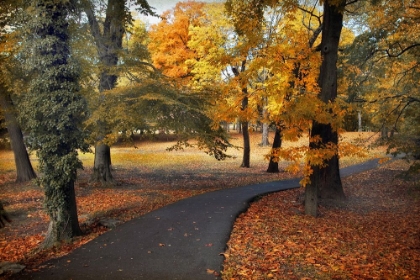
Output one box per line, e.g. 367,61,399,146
386,43,420,57
80,0,104,50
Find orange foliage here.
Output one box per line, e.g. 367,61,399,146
148,1,205,85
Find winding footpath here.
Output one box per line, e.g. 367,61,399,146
15,159,380,280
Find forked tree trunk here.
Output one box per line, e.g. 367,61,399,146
42,180,81,248
306,0,346,216
267,126,282,173
0,92,36,182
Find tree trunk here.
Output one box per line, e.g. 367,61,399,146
304,180,318,217
260,96,270,146
0,92,36,182
42,180,81,248
306,0,346,216
231,60,250,168
25,0,86,247
0,201,11,228
8,122,36,183
241,119,250,167
93,144,113,183
381,126,388,139
260,122,270,146
240,87,250,168
84,0,125,183
267,126,282,173
309,123,345,198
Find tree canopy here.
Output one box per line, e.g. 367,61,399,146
0,0,418,240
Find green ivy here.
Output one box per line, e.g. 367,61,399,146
20,0,87,241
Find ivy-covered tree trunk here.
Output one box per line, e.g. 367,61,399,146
43,178,81,247
84,0,125,183
267,126,282,173
0,91,36,182
305,0,346,217
23,0,86,247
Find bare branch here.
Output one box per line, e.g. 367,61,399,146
385,43,420,57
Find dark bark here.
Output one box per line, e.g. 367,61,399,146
84,0,125,182
240,91,250,168
93,144,113,183
309,124,344,200
267,126,282,173
0,201,11,228
241,118,250,168
42,180,81,248
305,0,346,216
0,92,36,183
232,61,250,168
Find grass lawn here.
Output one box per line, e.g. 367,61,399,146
1,131,417,279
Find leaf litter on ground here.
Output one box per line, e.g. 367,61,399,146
222,159,420,280
0,131,398,278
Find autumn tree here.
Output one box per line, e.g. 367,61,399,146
102,19,232,160
0,1,37,183
303,0,347,216
346,0,420,175
187,2,273,168
148,1,205,86
223,0,363,216
21,0,87,247
224,1,322,173
80,0,155,183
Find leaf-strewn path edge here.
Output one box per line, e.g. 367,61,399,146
222,159,420,280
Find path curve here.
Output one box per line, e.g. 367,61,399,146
14,159,380,280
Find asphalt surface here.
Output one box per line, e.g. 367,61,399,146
14,159,380,280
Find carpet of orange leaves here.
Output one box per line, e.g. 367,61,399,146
222,160,420,279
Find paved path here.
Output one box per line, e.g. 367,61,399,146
15,159,380,280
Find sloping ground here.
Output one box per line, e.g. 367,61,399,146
222,160,420,279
